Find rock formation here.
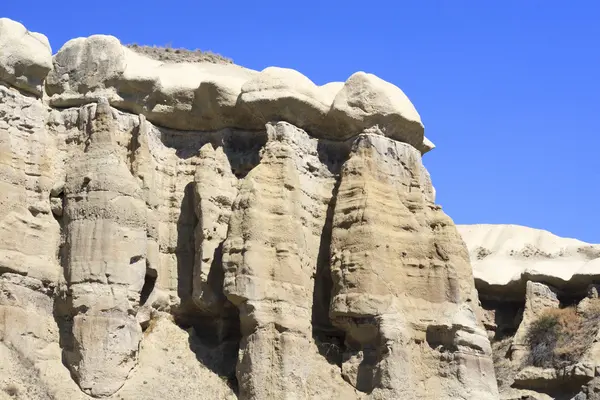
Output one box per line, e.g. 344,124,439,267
0,17,494,399
459,224,600,400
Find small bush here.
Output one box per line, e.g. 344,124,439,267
4,383,20,397
125,44,233,65
526,304,600,368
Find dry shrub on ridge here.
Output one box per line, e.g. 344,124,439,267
126,43,233,65
526,300,600,368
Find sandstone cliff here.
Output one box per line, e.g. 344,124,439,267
459,224,600,400
0,18,497,399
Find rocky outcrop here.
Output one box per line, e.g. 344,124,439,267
1,18,493,400
60,99,148,396
459,224,600,400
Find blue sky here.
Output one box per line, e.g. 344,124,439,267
4,1,600,242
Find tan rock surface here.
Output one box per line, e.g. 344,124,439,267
328,132,497,399
1,17,496,400
222,122,357,399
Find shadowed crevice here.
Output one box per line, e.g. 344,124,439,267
176,182,197,303
311,149,345,366
139,268,157,306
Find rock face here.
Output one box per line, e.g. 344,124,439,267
0,18,495,400
459,224,600,400
327,133,495,399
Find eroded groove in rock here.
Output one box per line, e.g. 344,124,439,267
175,181,197,304
311,148,347,366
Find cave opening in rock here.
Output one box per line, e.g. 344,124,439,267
480,299,525,340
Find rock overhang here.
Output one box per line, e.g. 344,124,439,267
458,224,600,301
0,18,53,97
0,24,434,155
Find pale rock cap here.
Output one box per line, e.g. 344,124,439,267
0,18,52,96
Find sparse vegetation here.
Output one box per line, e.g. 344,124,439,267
4,383,20,397
126,43,233,65
525,300,600,368
315,336,344,366
491,336,514,389
475,246,492,260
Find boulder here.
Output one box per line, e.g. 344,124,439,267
0,18,52,96
238,66,332,132
329,71,424,148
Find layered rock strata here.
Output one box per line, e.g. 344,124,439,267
0,17,493,400
459,224,600,400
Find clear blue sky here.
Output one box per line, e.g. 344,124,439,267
4,1,599,243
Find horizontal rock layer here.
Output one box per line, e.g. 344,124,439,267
0,21,434,154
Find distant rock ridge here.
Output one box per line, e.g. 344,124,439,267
458,224,600,301
459,224,600,400
0,17,501,400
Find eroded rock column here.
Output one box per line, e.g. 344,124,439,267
329,131,498,399
192,143,238,312
0,83,63,375
62,99,147,397
510,281,559,363
222,122,356,399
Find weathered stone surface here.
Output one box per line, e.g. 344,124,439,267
222,122,357,399
46,35,257,131
0,85,60,283
60,99,147,397
192,143,238,311
1,17,500,400
111,314,238,400
0,18,52,96
328,132,497,399
329,72,424,149
238,67,332,133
